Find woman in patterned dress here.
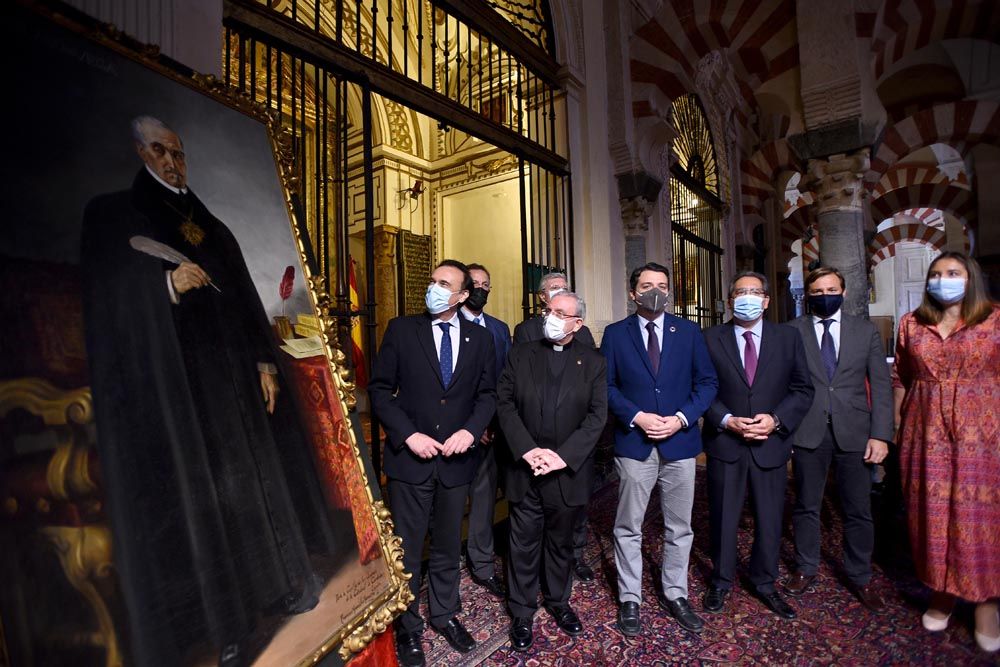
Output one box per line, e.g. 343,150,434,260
892,252,999,653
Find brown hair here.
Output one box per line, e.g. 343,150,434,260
914,252,995,327
804,266,845,291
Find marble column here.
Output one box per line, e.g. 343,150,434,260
804,149,871,316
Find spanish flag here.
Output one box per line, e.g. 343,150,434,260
348,256,368,388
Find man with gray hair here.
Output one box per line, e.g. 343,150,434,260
80,116,323,667
498,291,607,650
512,271,597,581
700,270,813,620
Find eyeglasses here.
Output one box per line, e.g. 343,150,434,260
732,288,767,297
541,308,579,320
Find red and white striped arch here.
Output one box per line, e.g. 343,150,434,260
873,163,964,199
870,182,976,228
869,0,1000,82
630,0,799,129
868,223,946,269
898,207,944,227
741,138,801,219
866,100,1000,187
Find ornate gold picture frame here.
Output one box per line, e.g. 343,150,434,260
0,3,408,665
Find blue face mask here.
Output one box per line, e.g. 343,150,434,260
927,277,966,304
732,294,765,321
425,283,458,314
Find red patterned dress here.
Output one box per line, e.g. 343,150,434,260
892,306,1000,601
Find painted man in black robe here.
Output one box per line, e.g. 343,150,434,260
80,116,320,667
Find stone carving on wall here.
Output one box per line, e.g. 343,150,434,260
801,75,862,131
693,51,738,205
805,149,870,215
621,196,654,235
383,99,414,153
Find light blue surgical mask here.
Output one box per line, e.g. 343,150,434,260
733,294,765,321
425,283,458,314
927,276,966,304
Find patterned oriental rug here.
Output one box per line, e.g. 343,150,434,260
411,464,1000,666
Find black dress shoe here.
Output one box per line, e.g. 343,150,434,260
509,616,534,651
573,561,595,582
546,605,583,636
395,631,426,667
432,617,476,653
703,586,729,613
470,573,507,598
756,590,797,619
616,601,641,637
659,596,705,633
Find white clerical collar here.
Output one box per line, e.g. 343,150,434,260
460,307,485,323
553,344,564,352
146,165,188,195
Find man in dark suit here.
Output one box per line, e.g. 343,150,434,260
513,271,596,349
497,292,607,651
369,259,497,667
702,271,813,620
512,271,596,582
601,263,718,636
786,267,892,610
461,263,512,598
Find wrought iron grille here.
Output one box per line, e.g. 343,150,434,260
670,169,724,329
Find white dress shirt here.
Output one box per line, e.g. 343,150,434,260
812,310,841,358
432,312,461,372
722,318,765,427
630,312,688,429
460,306,487,328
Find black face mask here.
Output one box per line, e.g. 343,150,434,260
465,287,489,311
807,293,843,318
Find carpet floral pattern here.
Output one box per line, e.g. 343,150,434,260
412,465,999,666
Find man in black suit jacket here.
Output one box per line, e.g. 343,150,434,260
512,271,596,348
369,260,497,667
786,267,893,611
511,271,596,584
702,271,813,620
497,292,607,651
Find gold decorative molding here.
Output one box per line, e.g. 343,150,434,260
805,149,871,215
0,378,92,426
39,525,121,667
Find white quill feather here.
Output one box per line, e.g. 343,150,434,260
129,235,222,293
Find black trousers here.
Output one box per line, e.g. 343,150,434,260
792,424,874,585
388,475,470,633
507,479,580,618
707,450,787,594
466,447,500,579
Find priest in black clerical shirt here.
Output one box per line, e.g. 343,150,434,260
496,291,607,652
80,116,322,667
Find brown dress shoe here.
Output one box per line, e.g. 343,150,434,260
784,572,816,597
850,583,885,612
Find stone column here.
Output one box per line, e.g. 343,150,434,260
804,149,871,316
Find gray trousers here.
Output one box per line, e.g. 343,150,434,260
613,452,696,603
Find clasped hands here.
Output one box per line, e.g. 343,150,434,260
405,429,475,459
523,447,567,476
726,413,776,441
634,412,684,440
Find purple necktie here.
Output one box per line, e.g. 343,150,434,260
743,330,757,385
646,321,660,375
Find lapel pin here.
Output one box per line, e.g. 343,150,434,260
577,360,582,365
465,337,470,342
669,326,677,333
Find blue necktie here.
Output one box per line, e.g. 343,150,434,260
438,321,453,387
820,319,837,381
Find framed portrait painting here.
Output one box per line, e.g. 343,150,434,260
0,3,408,666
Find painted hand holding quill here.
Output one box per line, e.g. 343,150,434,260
129,236,222,293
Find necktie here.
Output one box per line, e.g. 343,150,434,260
820,319,837,381
438,321,453,387
646,321,660,375
743,330,757,385
475,315,484,327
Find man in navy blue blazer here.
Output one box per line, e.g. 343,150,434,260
461,263,513,598
601,263,718,637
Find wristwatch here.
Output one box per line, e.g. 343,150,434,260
770,413,781,432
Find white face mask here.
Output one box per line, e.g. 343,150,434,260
547,287,567,301
732,294,765,321
543,313,570,342
425,283,456,314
